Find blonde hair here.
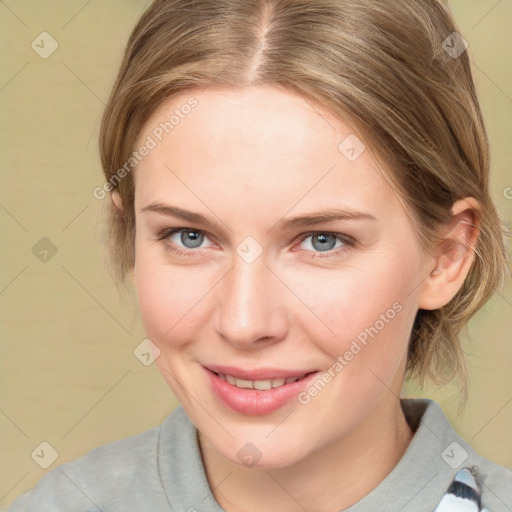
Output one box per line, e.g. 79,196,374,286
98,0,509,403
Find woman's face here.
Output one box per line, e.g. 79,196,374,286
132,85,434,468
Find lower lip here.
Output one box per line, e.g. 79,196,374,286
204,367,320,416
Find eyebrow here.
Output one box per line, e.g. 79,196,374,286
140,202,377,231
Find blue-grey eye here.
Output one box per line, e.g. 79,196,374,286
301,233,344,252
175,230,204,248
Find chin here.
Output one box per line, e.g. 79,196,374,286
213,434,311,471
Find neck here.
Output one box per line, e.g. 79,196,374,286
198,396,415,512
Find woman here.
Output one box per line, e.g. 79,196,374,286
8,0,511,510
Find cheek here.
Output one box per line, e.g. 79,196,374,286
134,248,218,345
292,268,417,418
283,258,417,360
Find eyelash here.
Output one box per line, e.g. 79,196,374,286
156,228,355,259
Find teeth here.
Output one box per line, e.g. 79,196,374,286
218,373,306,390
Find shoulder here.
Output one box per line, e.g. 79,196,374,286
404,398,512,511
6,408,187,512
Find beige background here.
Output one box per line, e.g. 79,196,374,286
0,0,511,508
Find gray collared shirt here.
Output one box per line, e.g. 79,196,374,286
6,398,512,511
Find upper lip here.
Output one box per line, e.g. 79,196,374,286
205,364,318,381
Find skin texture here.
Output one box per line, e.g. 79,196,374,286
120,85,478,511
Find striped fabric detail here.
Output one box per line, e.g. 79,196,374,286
434,468,490,512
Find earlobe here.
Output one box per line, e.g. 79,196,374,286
418,198,480,311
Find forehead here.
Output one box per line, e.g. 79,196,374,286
133,85,403,226
135,85,344,172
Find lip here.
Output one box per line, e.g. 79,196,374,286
205,364,318,381
203,366,320,416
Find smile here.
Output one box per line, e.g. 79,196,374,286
204,366,320,416
217,372,308,390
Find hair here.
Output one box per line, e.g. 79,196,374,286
98,0,509,407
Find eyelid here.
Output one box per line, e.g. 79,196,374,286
295,230,355,245
157,227,215,252
292,231,355,256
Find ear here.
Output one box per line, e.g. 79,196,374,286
418,198,480,311
111,190,123,211
110,191,135,279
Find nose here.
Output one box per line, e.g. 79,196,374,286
215,254,289,349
